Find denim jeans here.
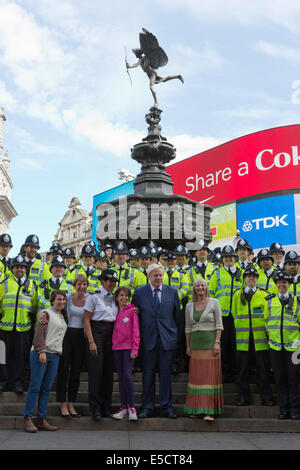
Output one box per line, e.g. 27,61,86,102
24,350,60,418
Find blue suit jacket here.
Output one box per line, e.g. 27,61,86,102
132,284,180,351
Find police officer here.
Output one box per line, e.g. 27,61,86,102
256,249,278,294
102,243,114,265
211,248,223,269
23,234,50,282
94,250,109,273
192,239,215,282
37,255,72,310
147,240,158,264
129,248,140,269
174,244,190,272
264,271,300,419
84,269,119,421
69,243,101,293
110,242,138,293
235,238,253,272
0,255,38,393
62,247,78,281
270,242,285,271
283,251,300,296
209,245,243,382
135,246,152,286
0,233,13,277
232,266,274,406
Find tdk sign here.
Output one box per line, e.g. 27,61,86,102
237,195,296,249
242,215,288,231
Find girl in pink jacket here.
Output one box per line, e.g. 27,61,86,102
112,286,140,421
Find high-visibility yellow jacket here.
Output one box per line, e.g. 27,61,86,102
111,263,139,294
209,267,242,317
264,293,300,351
37,278,72,310
256,268,278,294
67,265,101,292
26,258,51,283
0,277,38,332
232,288,269,351
163,268,190,306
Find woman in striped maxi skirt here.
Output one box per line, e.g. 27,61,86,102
184,278,224,421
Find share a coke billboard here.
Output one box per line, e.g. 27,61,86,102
166,124,300,207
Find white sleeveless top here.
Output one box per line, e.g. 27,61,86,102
43,306,67,355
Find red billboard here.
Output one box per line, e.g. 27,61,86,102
166,124,300,207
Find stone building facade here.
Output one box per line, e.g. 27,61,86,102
53,197,93,259
0,107,17,233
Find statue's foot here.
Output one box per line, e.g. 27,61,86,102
178,75,184,84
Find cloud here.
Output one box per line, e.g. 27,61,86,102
170,134,222,162
155,0,300,33
253,40,300,64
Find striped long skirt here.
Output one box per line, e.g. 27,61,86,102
184,349,224,416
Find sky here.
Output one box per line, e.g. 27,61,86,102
1,0,300,256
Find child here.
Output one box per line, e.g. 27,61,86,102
112,286,140,420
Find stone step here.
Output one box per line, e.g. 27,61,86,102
2,415,300,433
0,402,280,418
0,389,276,406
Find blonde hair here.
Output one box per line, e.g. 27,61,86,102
192,278,209,302
73,274,89,287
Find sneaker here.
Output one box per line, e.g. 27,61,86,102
128,407,137,421
112,407,128,420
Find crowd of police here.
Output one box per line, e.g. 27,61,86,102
1,232,300,420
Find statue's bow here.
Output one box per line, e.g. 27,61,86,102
125,47,133,86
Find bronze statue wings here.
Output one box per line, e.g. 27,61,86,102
139,28,168,69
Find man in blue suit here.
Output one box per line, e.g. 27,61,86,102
132,263,180,419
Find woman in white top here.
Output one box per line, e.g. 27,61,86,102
184,278,224,421
56,274,88,418
24,290,68,433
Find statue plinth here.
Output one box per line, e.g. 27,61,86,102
96,106,212,250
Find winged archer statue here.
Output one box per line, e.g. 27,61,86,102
126,28,184,107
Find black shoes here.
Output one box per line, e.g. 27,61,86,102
162,411,177,419
261,399,275,407
138,410,153,418
14,383,23,394
236,397,250,406
93,413,102,422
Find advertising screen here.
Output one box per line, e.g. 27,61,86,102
210,203,236,242
166,124,300,207
92,181,134,245
236,195,296,249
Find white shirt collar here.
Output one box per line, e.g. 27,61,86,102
51,276,62,284
244,286,257,294
14,276,26,285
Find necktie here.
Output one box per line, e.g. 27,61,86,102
153,288,160,309
241,262,245,270
18,279,22,287
55,279,60,289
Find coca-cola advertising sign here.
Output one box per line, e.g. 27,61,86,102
166,124,300,207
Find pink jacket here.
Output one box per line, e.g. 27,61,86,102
112,303,140,356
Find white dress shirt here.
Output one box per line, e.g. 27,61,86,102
84,286,118,322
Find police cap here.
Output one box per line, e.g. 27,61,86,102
100,269,118,282
24,234,40,248
0,233,13,247
11,255,27,269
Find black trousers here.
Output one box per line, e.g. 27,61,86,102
236,341,273,403
221,314,237,380
0,329,31,387
173,307,186,372
56,327,85,403
85,321,114,416
269,348,300,414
